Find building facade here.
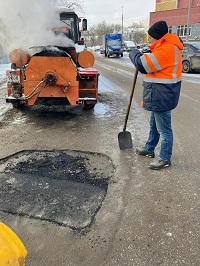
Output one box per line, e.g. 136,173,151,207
150,0,200,40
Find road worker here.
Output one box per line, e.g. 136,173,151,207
129,20,183,170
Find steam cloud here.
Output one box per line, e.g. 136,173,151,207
0,0,74,55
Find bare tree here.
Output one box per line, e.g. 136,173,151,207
123,22,146,44
50,0,84,13
83,21,121,46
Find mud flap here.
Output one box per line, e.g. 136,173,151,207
0,222,27,266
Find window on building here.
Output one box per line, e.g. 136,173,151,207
177,25,191,37
168,26,172,33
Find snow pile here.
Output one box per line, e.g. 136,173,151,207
0,0,74,55
0,64,10,80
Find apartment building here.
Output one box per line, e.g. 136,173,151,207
150,0,200,40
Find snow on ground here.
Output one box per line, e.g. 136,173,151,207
0,64,12,118
0,64,10,81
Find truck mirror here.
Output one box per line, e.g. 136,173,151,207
82,19,87,31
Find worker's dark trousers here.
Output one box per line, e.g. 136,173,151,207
144,111,173,161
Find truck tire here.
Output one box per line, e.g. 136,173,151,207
83,103,95,109
121,53,123,57
12,102,25,109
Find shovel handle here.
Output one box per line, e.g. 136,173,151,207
123,69,139,131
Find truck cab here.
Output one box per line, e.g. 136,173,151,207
53,7,87,53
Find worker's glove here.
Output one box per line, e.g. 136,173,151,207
129,47,136,51
142,47,151,54
129,49,142,59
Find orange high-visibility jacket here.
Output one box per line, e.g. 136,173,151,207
129,33,183,111
142,33,183,83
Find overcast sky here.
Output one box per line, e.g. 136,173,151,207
82,0,155,27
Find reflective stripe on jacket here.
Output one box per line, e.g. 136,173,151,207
142,34,183,84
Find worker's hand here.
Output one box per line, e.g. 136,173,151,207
129,47,136,51
142,48,151,54
129,49,141,59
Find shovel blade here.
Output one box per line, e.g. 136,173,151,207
118,131,133,150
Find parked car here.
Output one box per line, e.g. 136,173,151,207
181,42,200,73
100,45,104,54
140,43,150,53
123,41,137,52
94,45,101,52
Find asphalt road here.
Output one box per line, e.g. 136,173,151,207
0,55,200,265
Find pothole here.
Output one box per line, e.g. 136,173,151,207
0,150,114,231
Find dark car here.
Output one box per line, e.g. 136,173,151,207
100,45,104,54
181,42,200,73
139,43,150,53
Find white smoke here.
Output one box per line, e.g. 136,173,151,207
0,0,74,55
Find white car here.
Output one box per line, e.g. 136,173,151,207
94,45,101,52
124,41,136,51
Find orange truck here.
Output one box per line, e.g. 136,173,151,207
6,8,99,109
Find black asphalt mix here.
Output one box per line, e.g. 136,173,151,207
0,150,114,230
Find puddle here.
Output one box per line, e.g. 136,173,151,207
93,102,111,118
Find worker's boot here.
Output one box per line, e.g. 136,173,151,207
135,148,155,158
149,159,171,170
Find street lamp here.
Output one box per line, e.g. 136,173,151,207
121,6,124,41
186,0,192,41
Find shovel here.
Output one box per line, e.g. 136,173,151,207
118,69,138,150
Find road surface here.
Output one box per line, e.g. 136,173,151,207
0,54,200,265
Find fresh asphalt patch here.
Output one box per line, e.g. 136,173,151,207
0,150,114,230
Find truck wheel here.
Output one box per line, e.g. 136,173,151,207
83,103,95,109
121,53,123,57
12,102,25,109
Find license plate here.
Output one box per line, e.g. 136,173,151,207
7,75,20,84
